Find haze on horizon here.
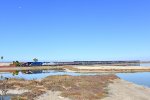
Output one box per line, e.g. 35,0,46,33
0,0,150,62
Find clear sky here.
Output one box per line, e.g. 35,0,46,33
0,0,150,61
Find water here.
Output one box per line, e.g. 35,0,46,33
117,72,150,88
0,96,10,100
117,62,150,87
1,70,150,88
140,63,150,67
0,70,97,80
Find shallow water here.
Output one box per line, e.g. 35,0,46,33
116,63,150,88
116,72,150,88
0,70,150,88
0,96,10,100
140,63,150,67
0,70,98,80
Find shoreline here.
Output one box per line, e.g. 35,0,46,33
102,79,150,100
35,78,150,100
0,65,150,73
0,75,150,100
67,65,150,73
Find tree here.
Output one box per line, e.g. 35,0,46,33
33,58,38,62
13,61,21,67
1,56,3,60
15,61,21,66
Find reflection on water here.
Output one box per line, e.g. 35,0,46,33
0,70,98,80
140,63,150,67
1,70,150,88
117,72,150,88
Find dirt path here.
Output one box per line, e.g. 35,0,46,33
102,79,150,100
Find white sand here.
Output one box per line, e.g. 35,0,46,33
102,79,150,100
36,91,71,100
0,89,28,95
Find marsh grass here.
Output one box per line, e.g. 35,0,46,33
41,75,117,100
2,75,117,100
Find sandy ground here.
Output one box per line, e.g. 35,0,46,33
0,89,28,95
102,79,150,100
36,91,71,100
74,65,150,70
72,66,150,72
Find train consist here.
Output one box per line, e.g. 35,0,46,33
21,60,140,66
0,60,140,67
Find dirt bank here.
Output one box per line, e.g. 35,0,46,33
71,65,150,72
1,65,150,73
102,79,150,100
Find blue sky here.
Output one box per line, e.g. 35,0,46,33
0,0,150,61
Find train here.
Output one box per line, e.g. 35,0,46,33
20,60,140,67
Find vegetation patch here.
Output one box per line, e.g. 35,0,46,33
0,75,118,100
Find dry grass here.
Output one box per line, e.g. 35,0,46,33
1,75,118,100
38,75,117,100
63,66,79,71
